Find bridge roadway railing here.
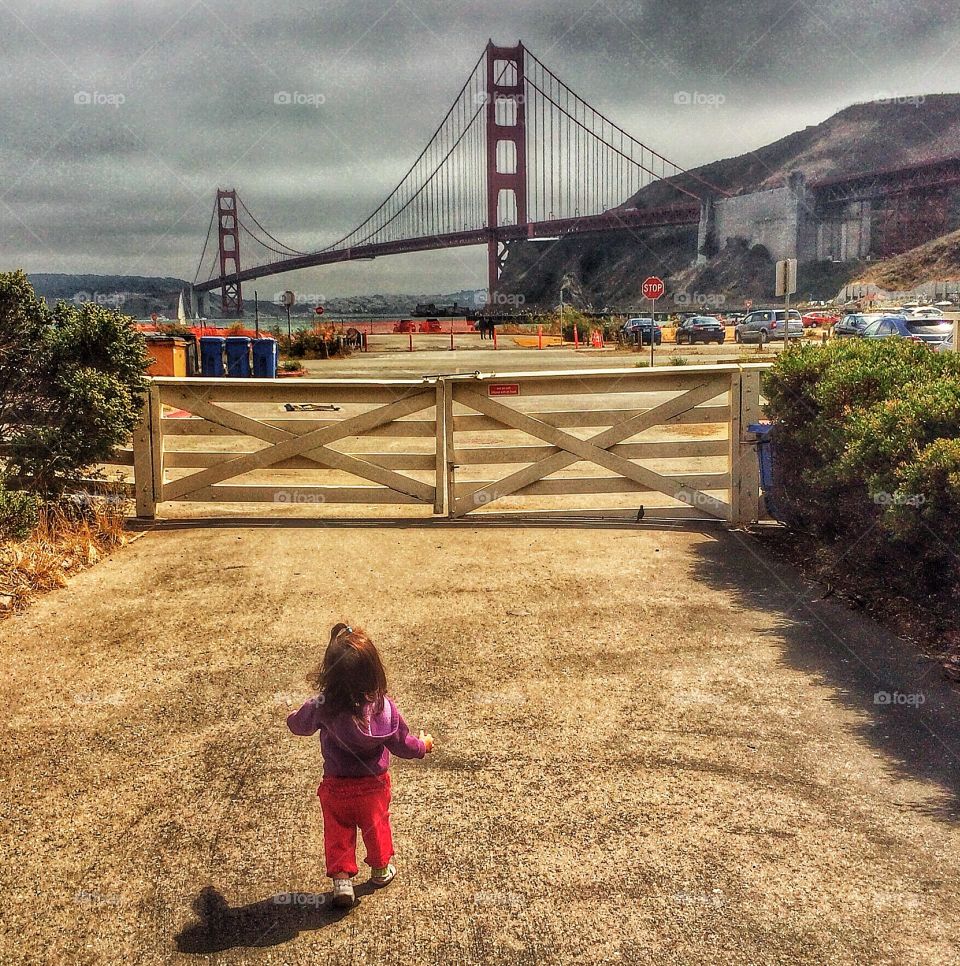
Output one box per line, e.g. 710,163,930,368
127,365,769,523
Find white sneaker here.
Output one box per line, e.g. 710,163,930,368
369,863,396,887
331,877,355,908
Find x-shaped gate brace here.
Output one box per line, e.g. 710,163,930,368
449,377,730,519
159,387,437,505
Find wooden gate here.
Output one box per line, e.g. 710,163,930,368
130,366,765,523
133,377,444,517
442,365,763,522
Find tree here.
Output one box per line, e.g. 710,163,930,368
0,271,150,496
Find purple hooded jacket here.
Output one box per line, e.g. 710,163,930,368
287,695,426,778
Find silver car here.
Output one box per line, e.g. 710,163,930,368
734,309,804,344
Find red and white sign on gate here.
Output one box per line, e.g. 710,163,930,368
641,276,665,301
488,383,520,397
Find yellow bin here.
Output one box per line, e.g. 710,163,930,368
145,336,189,377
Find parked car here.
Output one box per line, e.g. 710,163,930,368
832,312,890,338
622,317,662,345
734,309,804,344
801,310,839,328
393,319,418,333
898,304,946,320
934,333,955,353
419,318,443,333
859,316,954,345
675,315,725,345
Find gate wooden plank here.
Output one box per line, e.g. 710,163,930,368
455,440,729,465
162,451,436,471
454,379,729,517
455,473,730,495
452,406,729,432
132,390,156,518
171,485,423,504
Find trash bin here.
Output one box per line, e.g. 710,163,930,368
225,336,252,377
252,338,279,378
144,335,190,377
748,423,780,519
199,336,226,377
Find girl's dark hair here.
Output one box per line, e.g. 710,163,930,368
308,623,387,721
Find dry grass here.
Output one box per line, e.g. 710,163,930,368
0,498,129,617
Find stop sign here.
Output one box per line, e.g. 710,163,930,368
314,305,325,316
642,276,665,300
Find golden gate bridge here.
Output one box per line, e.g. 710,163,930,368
191,40,732,315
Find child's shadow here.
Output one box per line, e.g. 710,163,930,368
174,883,376,953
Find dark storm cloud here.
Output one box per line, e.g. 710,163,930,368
1,0,958,293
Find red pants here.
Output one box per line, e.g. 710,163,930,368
317,773,393,877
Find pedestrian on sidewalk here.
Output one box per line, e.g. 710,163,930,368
287,623,435,908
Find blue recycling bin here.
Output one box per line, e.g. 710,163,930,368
225,336,252,377
748,423,780,519
199,336,226,377
252,338,278,378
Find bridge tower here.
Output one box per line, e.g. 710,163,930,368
217,188,243,316
485,42,528,297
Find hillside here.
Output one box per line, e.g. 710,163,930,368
29,273,188,301
626,94,960,208
850,228,960,290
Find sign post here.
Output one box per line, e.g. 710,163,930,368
642,276,665,367
281,290,296,342
775,259,798,346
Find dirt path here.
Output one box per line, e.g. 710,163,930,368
2,521,959,965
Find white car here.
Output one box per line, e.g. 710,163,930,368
899,305,946,320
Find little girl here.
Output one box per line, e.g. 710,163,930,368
287,623,434,908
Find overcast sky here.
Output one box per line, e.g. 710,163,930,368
1,0,958,297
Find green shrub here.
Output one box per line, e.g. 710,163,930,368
0,486,41,539
0,271,150,496
763,339,960,594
